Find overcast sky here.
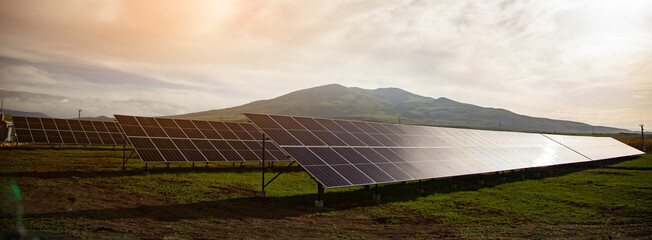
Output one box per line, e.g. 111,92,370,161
0,0,650,130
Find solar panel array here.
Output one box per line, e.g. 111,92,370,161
12,116,126,145
114,115,288,162
244,113,644,188
543,134,644,160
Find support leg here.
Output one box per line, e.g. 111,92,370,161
372,184,381,202
122,143,126,171
258,143,266,197
450,177,457,190
315,183,324,208
417,180,424,194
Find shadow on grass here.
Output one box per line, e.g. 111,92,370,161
0,162,302,179
10,156,637,223
0,145,127,151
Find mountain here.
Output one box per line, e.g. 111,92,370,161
1,109,50,118
80,116,116,122
173,84,631,134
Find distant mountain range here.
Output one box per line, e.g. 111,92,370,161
79,116,115,122
174,84,631,134
1,109,50,118
1,109,115,122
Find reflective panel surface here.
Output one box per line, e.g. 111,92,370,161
115,115,288,163
245,113,643,188
543,134,644,160
12,116,125,146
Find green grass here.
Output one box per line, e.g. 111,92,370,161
1,146,651,239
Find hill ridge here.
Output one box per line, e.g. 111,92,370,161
173,84,630,134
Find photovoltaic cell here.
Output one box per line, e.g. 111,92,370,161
12,116,126,146
114,115,288,163
244,113,644,188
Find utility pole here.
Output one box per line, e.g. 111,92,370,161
640,123,645,152
78,109,82,120
1,98,4,121
398,115,401,124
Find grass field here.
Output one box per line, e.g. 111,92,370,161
1,146,650,239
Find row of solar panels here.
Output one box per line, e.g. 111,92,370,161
11,115,289,162
115,115,288,162
242,113,644,188
11,114,644,189
12,116,126,146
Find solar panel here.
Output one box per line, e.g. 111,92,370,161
543,134,644,160
12,116,126,146
245,113,643,188
114,115,288,163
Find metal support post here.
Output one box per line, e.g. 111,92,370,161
372,184,381,202
122,148,135,170
641,124,645,152
258,133,267,197
315,182,324,208
417,180,424,194
262,161,296,189
450,177,457,190
122,142,126,170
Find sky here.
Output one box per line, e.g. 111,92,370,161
0,0,650,130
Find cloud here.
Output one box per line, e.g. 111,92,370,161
0,0,651,130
